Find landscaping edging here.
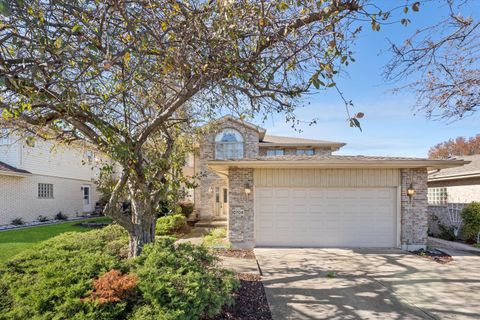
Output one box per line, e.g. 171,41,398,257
0,216,104,232
428,236,480,253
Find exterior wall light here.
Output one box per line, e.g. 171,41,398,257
407,183,415,201
208,186,214,194
244,184,251,196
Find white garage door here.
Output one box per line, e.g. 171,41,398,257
255,187,398,248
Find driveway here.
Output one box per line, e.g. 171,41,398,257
255,248,480,320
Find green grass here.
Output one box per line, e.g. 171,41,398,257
0,217,112,263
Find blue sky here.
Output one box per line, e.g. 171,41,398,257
257,1,480,157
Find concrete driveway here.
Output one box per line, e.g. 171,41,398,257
255,248,480,320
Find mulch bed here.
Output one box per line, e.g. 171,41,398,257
412,248,453,264
214,249,256,260
207,273,272,320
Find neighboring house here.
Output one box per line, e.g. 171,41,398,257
0,134,105,225
428,155,480,204
184,116,466,250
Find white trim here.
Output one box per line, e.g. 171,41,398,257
396,185,401,248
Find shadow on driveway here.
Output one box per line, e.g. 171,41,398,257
255,248,480,320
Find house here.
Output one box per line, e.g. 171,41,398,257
0,134,105,225
186,116,466,250
428,154,480,204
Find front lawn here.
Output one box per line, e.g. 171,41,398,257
0,217,111,263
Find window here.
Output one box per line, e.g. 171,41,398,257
223,188,228,203
215,187,220,203
428,187,448,205
38,183,54,199
215,129,244,160
266,149,284,156
296,149,315,155
0,128,9,145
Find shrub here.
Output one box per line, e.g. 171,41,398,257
203,228,230,248
178,200,194,218
461,202,480,243
10,218,24,225
438,224,456,241
55,211,68,220
86,269,138,304
155,214,187,236
0,225,129,320
0,225,236,320
37,215,49,222
133,238,238,320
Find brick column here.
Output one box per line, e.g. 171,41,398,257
228,168,254,248
400,168,428,250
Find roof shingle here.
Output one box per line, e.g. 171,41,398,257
429,155,480,179
0,161,31,175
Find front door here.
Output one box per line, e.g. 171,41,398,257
222,187,229,216
82,185,92,212
215,187,228,218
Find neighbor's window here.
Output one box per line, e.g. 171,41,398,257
266,149,284,156
0,128,9,145
215,128,244,160
428,187,448,205
85,150,94,163
296,149,315,155
38,183,54,199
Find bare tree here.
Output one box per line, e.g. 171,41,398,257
0,0,395,256
385,0,480,120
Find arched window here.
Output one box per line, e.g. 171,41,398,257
215,128,244,160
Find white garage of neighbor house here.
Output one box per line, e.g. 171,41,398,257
209,156,466,250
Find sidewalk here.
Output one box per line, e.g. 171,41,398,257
428,236,480,253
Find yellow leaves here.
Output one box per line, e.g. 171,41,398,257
123,52,131,67
54,37,62,49
172,3,180,12
161,21,167,31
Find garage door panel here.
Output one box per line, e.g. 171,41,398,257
255,187,397,248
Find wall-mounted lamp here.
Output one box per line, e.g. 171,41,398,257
244,183,251,197
407,183,415,201
208,186,214,194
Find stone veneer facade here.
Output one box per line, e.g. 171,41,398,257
195,119,259,220
400,168,428,250
227,167,429,250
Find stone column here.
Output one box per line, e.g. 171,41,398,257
228,167,254,248
400,168,428,250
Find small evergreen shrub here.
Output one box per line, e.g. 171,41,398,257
461,202,480,243
178,200,194,217
438,224,456,241
155,214,187,236
203,228,230,248
10,218,24,225
55,211,68,220
37,215,49,222
0,225,236,320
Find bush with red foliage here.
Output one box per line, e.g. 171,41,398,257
87,269,138,304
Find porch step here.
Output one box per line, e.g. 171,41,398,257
195,220,227,228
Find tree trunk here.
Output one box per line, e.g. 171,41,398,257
128,199,157,258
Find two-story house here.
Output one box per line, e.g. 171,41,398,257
0,134,105,225
186,116,466,250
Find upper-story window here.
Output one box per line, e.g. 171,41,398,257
215,128,244,160
266,149,284,156
0,128,10,145
296,149,315,155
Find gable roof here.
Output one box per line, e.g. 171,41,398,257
429,155,480,181
210,115,266,140
260,135,345,148
0,161,31,177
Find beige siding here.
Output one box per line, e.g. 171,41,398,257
254,168,400,188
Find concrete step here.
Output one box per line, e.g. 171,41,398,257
195,220,227,228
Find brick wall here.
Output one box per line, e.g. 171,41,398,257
227,168,254,248
400,168,428,250
0,174,100,225
196,120,259,220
